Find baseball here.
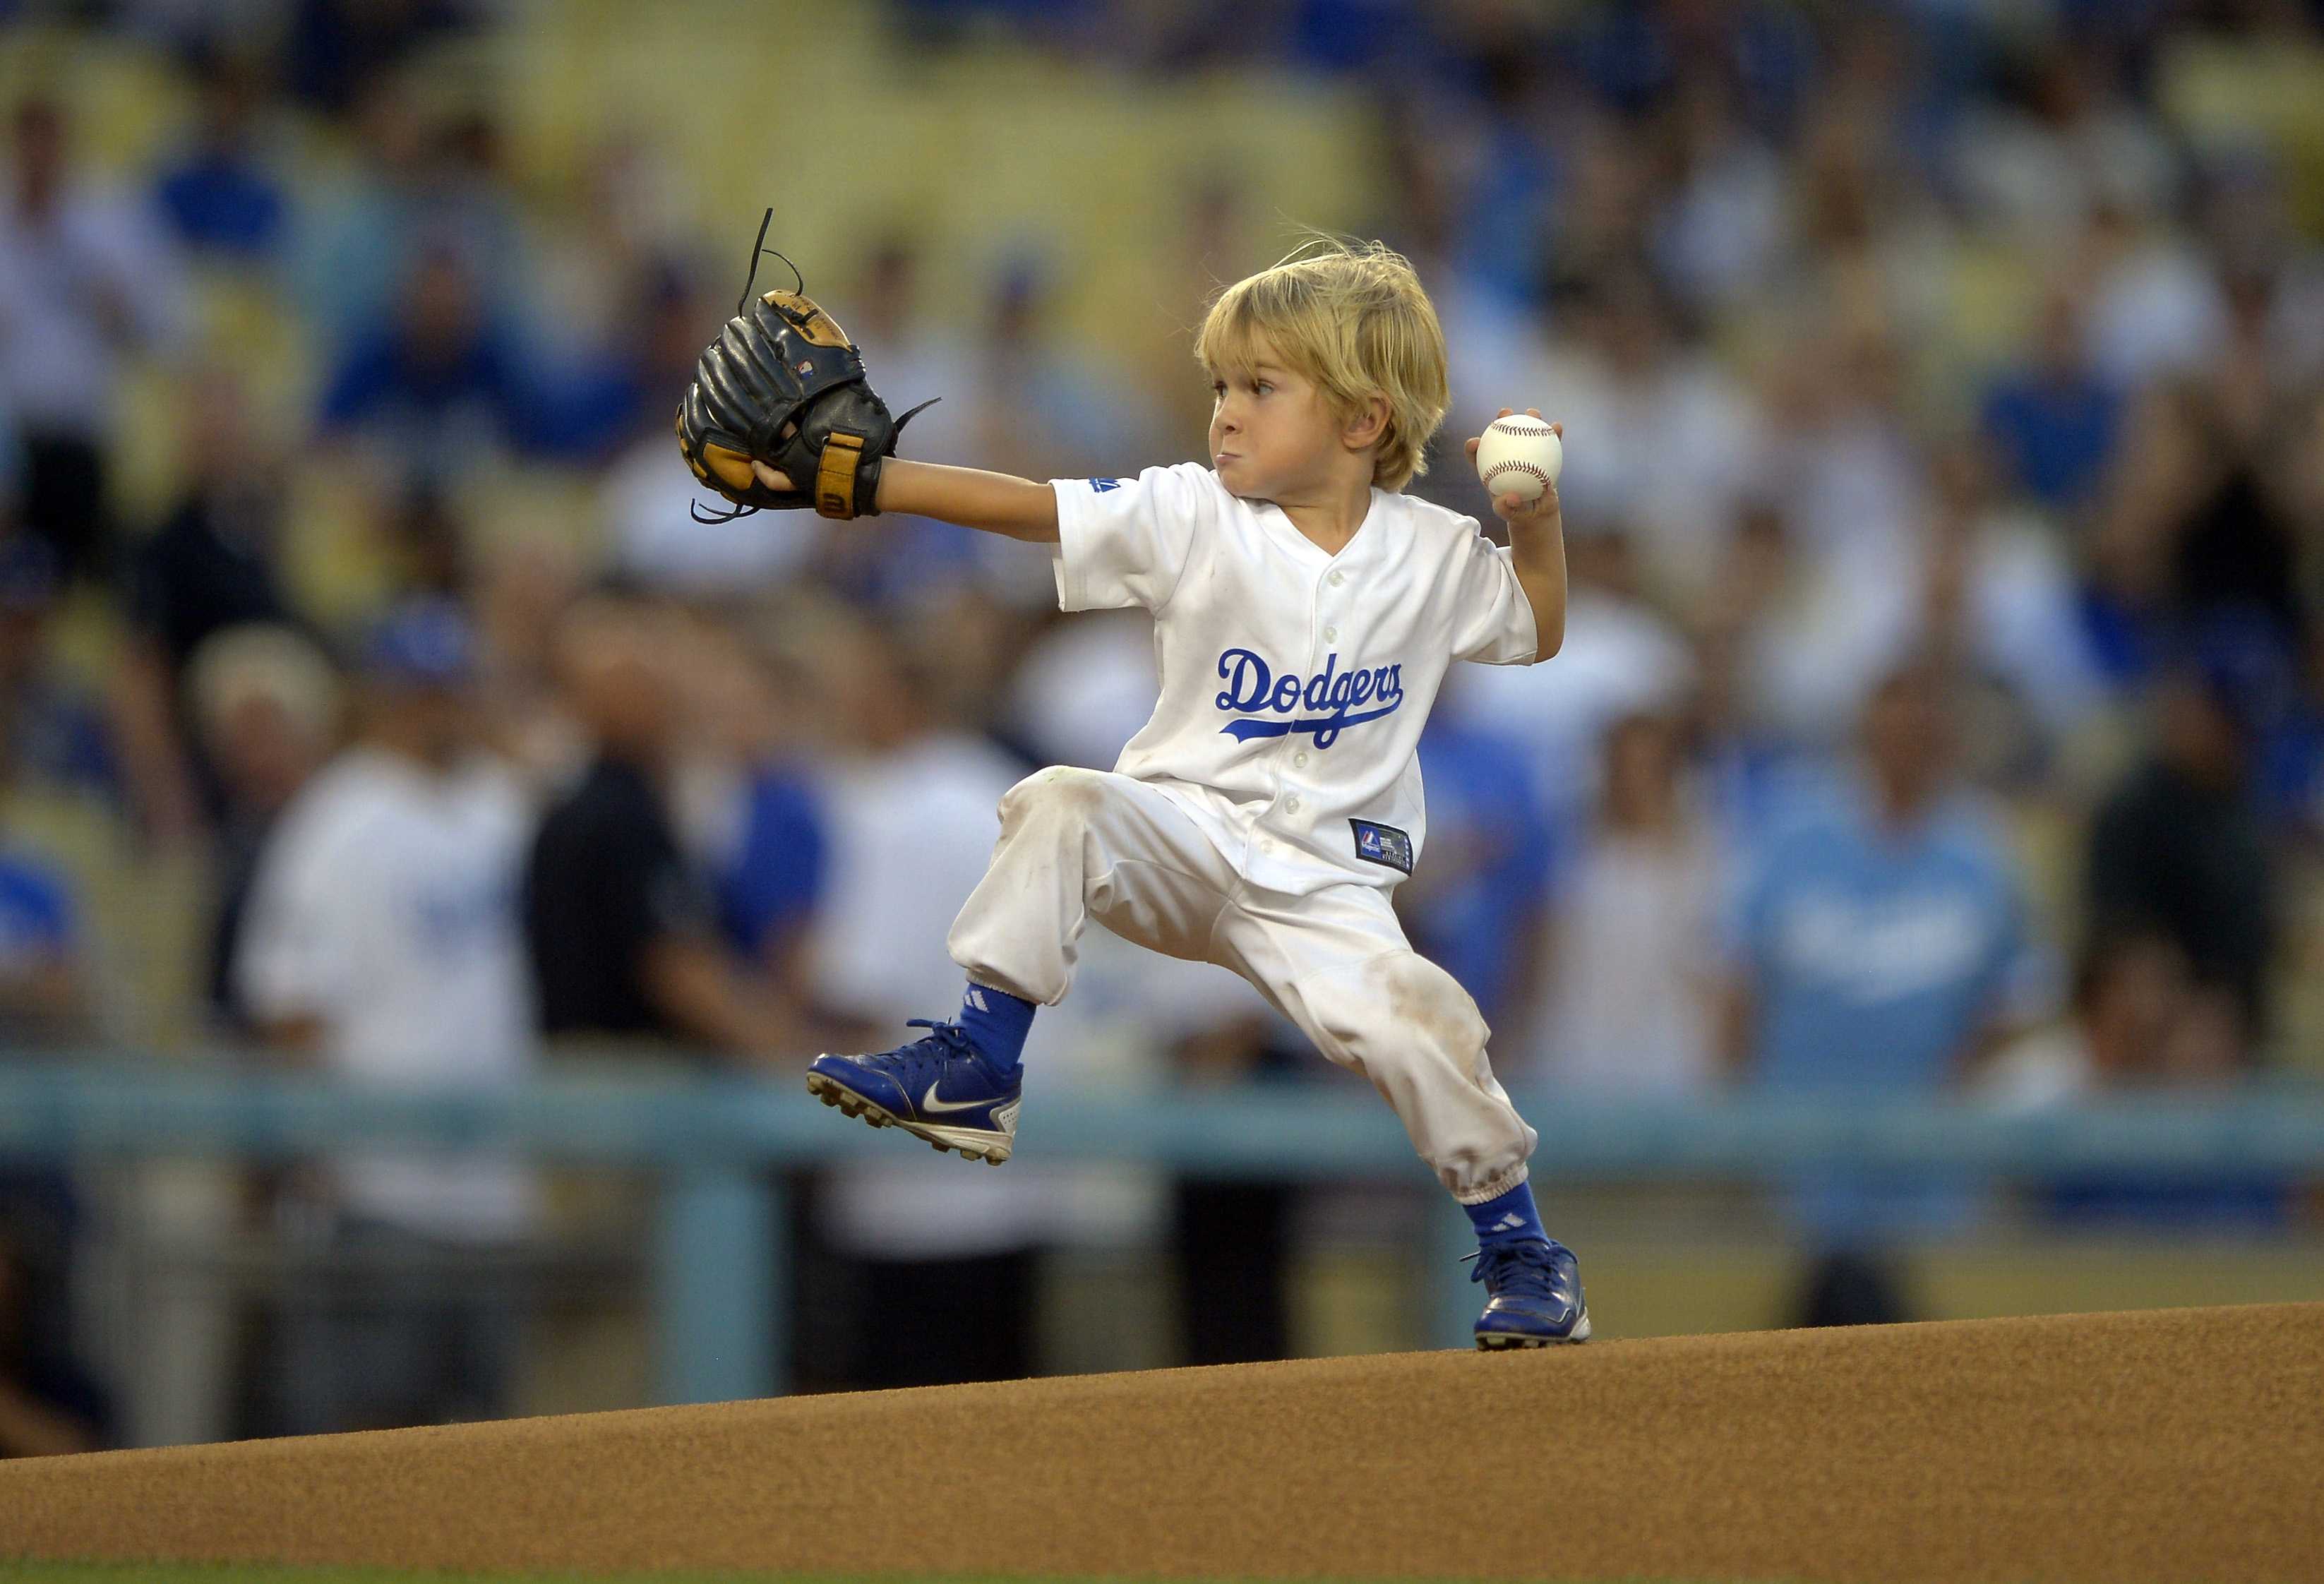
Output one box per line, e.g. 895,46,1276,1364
1475,414,1562,502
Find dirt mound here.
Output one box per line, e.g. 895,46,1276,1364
4,1303,2318,1582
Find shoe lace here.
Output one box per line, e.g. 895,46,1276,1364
1465,1239,1564,1299
864,1019,980,1088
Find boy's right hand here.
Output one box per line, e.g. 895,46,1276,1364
1464,407,1564,536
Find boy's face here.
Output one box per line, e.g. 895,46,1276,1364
1208,342,1348,501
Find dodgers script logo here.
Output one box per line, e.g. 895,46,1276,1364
1214,648,1403,749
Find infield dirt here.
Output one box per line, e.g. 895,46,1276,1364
4,1302,2319,1583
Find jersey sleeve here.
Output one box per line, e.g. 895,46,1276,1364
1446,527,1542,665
1049,464,1204,613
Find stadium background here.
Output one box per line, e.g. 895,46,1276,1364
0,0,2321,1458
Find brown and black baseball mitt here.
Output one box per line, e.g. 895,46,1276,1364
676,211,933,522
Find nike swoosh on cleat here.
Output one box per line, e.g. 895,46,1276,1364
921,1081,997,1115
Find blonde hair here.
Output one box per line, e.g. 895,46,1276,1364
1195,236,1449,491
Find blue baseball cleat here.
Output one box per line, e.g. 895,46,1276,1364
806,1019,1022,1165
1470,1238,1592,1348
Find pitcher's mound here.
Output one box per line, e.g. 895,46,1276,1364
5,1302,2319,1583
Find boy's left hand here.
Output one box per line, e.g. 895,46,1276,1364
1466,407,1564,532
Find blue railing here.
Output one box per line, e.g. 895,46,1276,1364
4,1060,2320,1403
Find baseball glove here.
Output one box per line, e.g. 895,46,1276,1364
676,210,933,522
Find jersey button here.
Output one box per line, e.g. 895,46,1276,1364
1286,795,1302,813
1329,570,1346,587
1323,625,1338,642
1293,751,1310,768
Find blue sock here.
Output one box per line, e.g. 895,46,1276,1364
1464,1180,1547,1251
955,980,1035,1076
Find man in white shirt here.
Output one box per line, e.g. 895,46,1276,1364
236,597,539,1432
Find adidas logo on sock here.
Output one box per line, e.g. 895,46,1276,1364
965,987,990,1014
1487,1212,1528,1234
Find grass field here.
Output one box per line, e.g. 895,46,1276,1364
4,1304,2318,1584
0,1572,1737,1584
0,1572,1738,1584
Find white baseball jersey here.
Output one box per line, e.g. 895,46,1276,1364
1049,462,1540,896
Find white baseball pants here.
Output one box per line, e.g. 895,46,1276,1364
947,766,1537,1203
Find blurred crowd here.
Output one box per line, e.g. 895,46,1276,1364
3,0,2323,1446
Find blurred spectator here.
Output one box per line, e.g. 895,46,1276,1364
1984,928,2231,1110
1779,77,1955,349
955,255,1161,602
809,239,984,608
1448,521,1691,824
153,53,292,262
0,834,87,1046
128,371,300,691
661,609,828,1011
2085,655,2277,1060
0,1180,109,1456
1725,657,2046,1326
2260,632,2324,844
471,533,586,787
527,135,686,359
1980,286,2121,516
1523,275,1763,600
1768,326,1924,588
233,596,537,1434
285,0,480,118
838,239,976,459
290,82,525,345
2078,196,2228,393
1757,433,2104,769
317,245,534,477
1400,699,1557,1038
1945,44,2180,251
2164,377,2311,660
1533,710,1725,1096
0,97,188,582
184,623,340,1035
801,613,1053,1390
523,595,793,1057
1749,332,1939,740
371,480,469,599
1984,928,2290,1228
971,253,1151,476
121,368,300,832
1651,68,1789,316
1003,608,1159,778
1689,500,1811,842
1163,1011,1302,1369
0,536,120,812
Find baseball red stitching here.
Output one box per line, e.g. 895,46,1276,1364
1482,461,1552,492
1488,419,1556,436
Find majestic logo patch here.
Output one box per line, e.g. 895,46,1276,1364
1349,819,1414,875
1214,649,1403,749
1088,478,1124,493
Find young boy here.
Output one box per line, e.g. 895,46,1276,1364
771,239,1587,1348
